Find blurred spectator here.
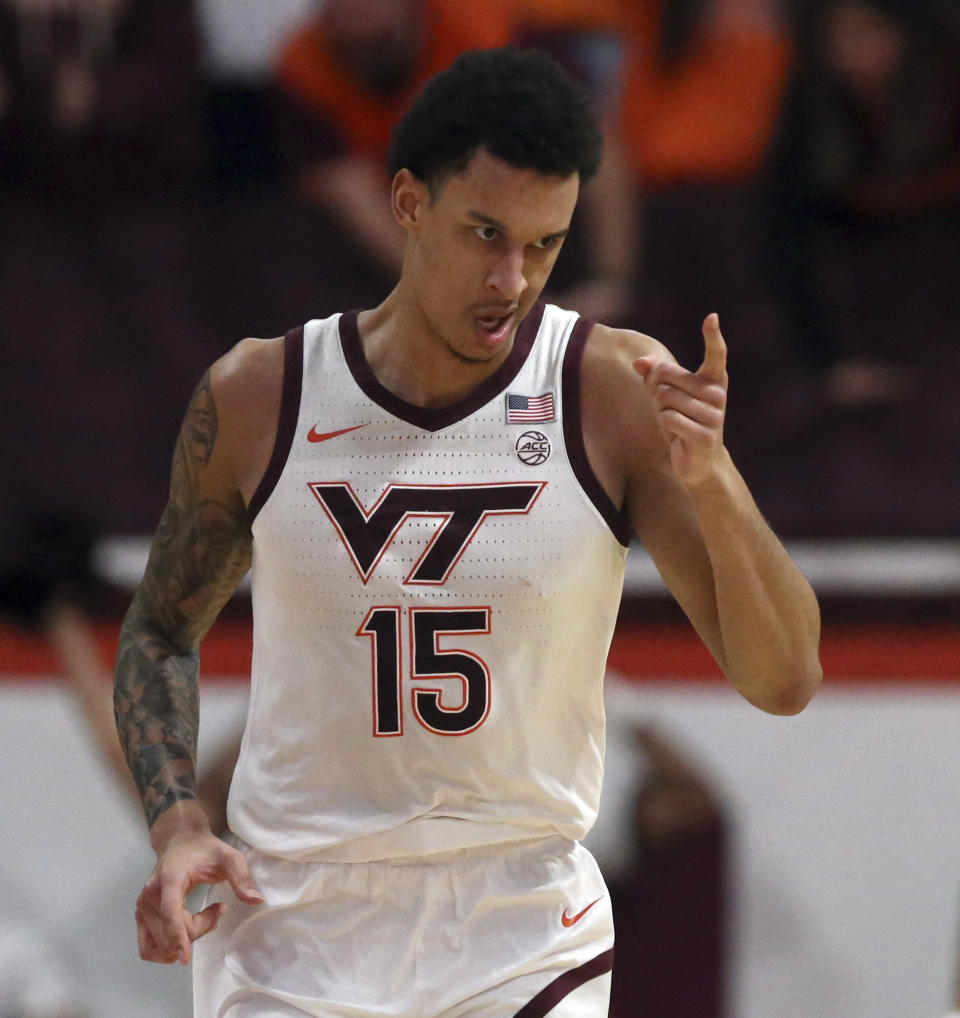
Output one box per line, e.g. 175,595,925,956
619,0,790,191
0,0,203,207
505,0,639,326
0,506,240,830
0,509,138,802
513,1,624,37
509,0,625,118
187,0,331,353
272,0,514,304
194,0,314,189
571,0,795,474
766,0,960,407
272,0,639,322
0,0,222,535
0,509,222,1017
606,0,793,402
596,716,728,1018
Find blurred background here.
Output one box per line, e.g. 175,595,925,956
1,0,960,1016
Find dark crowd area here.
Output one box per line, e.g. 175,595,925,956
2,0,960,544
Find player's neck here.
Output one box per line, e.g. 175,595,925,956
357,287,513,409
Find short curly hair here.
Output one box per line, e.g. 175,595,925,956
387,46,603,192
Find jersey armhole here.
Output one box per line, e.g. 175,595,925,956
561,318,633,548
247,325,304,525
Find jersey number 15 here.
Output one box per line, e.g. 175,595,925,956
358,606,491,737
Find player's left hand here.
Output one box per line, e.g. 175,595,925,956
632,313,728,488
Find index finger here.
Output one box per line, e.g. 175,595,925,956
698,313,727,381
136,905,180,964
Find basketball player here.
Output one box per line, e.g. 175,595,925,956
114,47,822,1017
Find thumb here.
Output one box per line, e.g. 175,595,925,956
633,356,656,379
221,848,265,905
698,313,727,381
185,902,226,944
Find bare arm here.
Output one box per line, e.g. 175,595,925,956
586,318,822,715
114,370,251,827
114,352,278,964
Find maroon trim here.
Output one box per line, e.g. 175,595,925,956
247,326,304,525
338,303,546,432
512,947,614,1018
561,320,633,548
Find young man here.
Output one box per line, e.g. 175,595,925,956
115,47,822,1018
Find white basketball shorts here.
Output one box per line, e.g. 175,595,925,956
192,835,613,1018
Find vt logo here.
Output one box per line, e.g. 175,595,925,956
308,481,546,585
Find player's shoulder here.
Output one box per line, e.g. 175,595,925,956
202,336,288,499
580,321,675,400
213,334,285,380
584,321,673,369
574,321,673,498
209,335,286,411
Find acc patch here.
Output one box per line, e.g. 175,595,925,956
515,430,551,466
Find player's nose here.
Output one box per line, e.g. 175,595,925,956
486,248,527,301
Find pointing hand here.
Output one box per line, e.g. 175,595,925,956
632,314,728,487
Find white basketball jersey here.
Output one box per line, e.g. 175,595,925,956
228,303,631,861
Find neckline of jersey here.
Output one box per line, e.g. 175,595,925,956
337,302,546,433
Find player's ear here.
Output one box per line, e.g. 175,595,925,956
392,169,429,232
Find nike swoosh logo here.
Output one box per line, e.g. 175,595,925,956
307,423,369,443
561,897,602,928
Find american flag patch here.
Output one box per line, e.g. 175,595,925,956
505,391,556,423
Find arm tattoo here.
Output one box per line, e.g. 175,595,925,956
114,372,252,827
186,371,217,467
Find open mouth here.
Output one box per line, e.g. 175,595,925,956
477,314,509,332
473,310,515,344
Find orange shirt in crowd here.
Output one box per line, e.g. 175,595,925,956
506,0,625,33
276,0,514,167
619,0,791,185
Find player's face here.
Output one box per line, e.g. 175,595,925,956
396,148,580,365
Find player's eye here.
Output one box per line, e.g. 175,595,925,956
533,235,561,250
474,226,499,241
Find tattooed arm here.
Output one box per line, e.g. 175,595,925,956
115,339,283,964
115,371,250,827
